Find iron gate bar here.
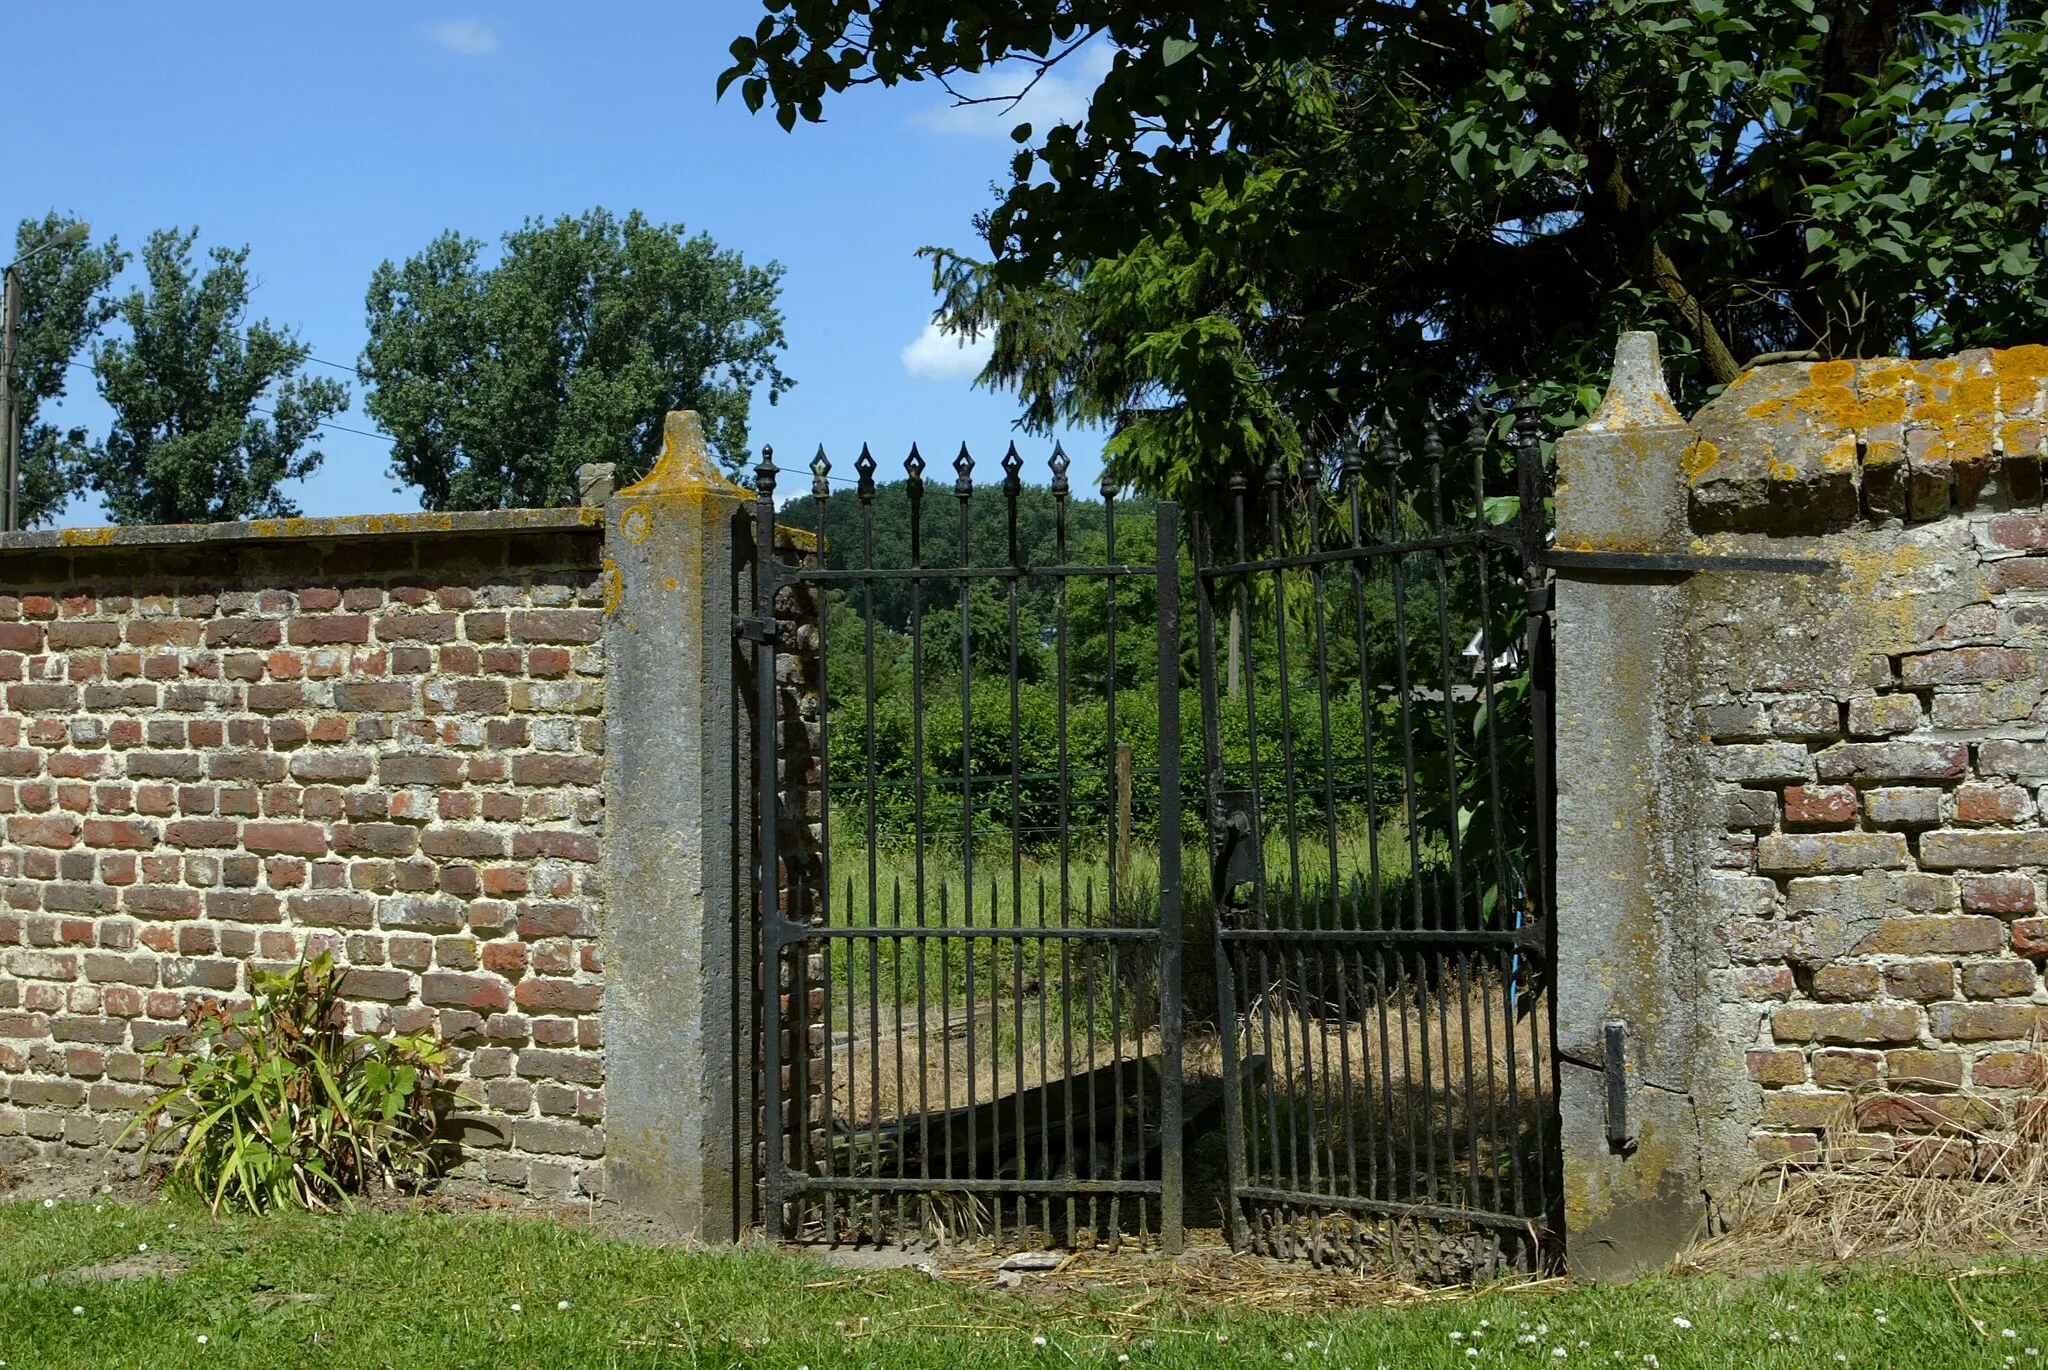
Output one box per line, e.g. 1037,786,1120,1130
1217,928,1545,947
1195,528,1526,578
798,563,1162,581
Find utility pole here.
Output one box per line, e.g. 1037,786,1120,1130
2,220,91,533
1,264,20,532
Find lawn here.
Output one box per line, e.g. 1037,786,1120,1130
5,1197,2047,1370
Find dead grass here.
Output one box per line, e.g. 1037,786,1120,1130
1683,1088,2048,1270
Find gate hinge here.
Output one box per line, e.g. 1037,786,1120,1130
1542,549,1835,577
735,616,778,643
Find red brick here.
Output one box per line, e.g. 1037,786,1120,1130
1988,512,2048,548
1900,648,2037,686
1782,784,1858,826
82,818,157,850
1883,960,1955,1002
1856,1092,2006,1133
509,609,603,645
511,830,599,863
1772,1003,1921,1044
515,979,601,1014
420,972,510,1012
1756,831,1909,874
517,904,596,939
10,815,78,848
1972,1051,2045,1088
1813,741,1968,782
1886,1049,1965,1089
1746,1048,1806,1086
2012,918,2048,958
1949,872,2031,913
1854,915,2002,955
1812,1048,1882,1089
244,822,328,856
1930,1002,2048,1041
1962,959,2035,999
287,615,371,646
1811,964,1880,1001
1922,829,2048,869
340,968,414,1002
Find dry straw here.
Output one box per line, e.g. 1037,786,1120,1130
1683,1075,2048,1270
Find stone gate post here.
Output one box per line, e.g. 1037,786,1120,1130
1551,334,1721,1278
597,411,753,1239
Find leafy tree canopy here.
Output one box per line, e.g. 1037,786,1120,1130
88,228,347,525
8,214,126,527
360,208,793,510
725,1,2048,499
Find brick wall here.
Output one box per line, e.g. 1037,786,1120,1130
1689,346,2048,1177
0,512,610,1198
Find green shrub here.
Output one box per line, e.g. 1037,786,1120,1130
123,953,451,1212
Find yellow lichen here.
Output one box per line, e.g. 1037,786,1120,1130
1681,439,1720,481
616,411,751,502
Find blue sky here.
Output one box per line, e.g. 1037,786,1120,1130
9,1,1107,522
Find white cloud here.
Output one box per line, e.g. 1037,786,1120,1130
901,321,994,381
910,42,1114,138
423,19,498,55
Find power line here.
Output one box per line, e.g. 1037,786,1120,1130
61,359,389,443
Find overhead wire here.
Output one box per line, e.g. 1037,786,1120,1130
61,358,388,443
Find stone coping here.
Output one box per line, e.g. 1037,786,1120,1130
0,506,604,555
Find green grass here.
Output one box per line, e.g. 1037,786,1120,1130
6,1196,2047,1369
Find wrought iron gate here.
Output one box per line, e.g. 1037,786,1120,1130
742,410,1558,1272
1189,411,1558,1275
745,442,1187,1251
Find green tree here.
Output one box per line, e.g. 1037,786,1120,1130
8,214,126,526
87,228,347,525
725,1,2048,497
360,209,792,509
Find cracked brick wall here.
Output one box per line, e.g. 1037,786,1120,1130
0,516,610,1198
1688,346,2048,1178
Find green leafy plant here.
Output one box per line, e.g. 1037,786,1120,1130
122,953,452,1212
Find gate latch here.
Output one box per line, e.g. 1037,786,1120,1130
1211,790,1263,908
1604,1020,1633,1151
735,616,778,644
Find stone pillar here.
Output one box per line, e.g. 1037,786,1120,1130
1552,334,1718,1278
598,411,753,1239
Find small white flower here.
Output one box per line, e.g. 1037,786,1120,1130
1450,1333,1464,1342
1834,1356,1847,1365
42,1199,54,1209
558,1300,570,1311
1552,1349,1568,1360
1217,1334,1230,1345
1480,1322,1490,1330
1578,1342,1590,1350
2009,1331,2022,1340
168,1223,178,1230
137,1243,148,1252
197,1336,209,1346
72,1306,84,1316
1465,1351,1479,1360
1672,1317,1691,1330
1033,1336,1048,1348
1283,1353,1295,1363
1538,1325,1550,1336
510,1302,522,1312
2027,1350,2040,1357
1771,1332,1783,1342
